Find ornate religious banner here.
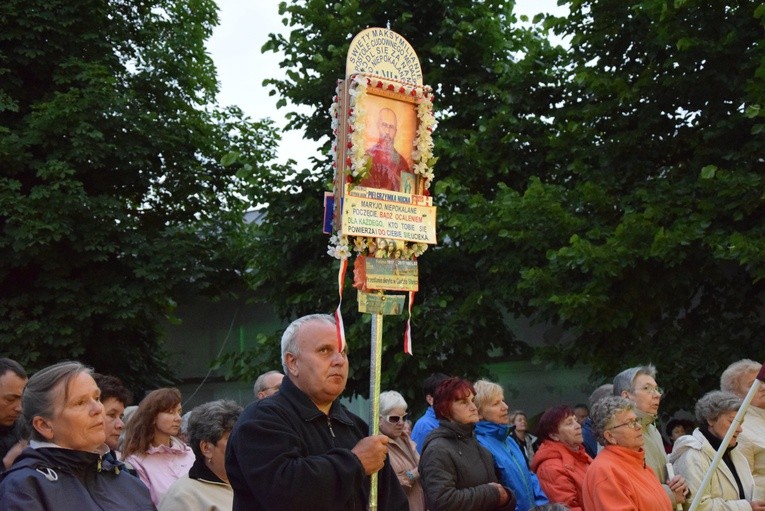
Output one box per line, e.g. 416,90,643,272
324,28,437,511
327,28,437,298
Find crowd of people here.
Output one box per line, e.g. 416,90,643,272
0,358,274,510
0,314,763,511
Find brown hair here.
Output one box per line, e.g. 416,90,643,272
121,387,181,458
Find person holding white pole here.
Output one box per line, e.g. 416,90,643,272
721,359,765,495
670,390,765,511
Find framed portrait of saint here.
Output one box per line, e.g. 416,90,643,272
357,89,418,194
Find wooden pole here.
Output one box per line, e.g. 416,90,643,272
368,312,383,511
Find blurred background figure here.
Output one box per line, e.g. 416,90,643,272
122,387,195,506
0,358,28,470
252,370,284,401
118,405,138,452
93,373,133,459
664,417,695,453
532,405,592,511
378,390,426,511
721,359,765,493
509,409,539,467
0,361,153,510
581,384,612,459
474,379,548,511
160,399,243,511
179,411,193,444
582,396,673,511
411,372,449,454
403,419,413,436
419,377,516,511
670,390,765,511
573,404,589,425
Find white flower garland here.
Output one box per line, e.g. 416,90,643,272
328,74,436,261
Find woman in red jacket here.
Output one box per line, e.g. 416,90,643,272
531,405,592,511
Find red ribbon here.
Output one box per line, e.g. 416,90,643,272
404,291,415,355
335,258,348,352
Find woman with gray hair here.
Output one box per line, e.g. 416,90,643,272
0,361,153,510
159,399,243,511
378,390,425,511
721,359,765,494
613,364,688,507
669,390,765,511
582,395,673,510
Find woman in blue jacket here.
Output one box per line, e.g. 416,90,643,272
474,379,548,511
0,361,154,511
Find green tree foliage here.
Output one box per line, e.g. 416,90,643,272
0,0,280,392
239,0,765,415
234,0,561,408
501,0,765,411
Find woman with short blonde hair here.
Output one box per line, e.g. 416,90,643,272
721,358,765,494
474,380,548,511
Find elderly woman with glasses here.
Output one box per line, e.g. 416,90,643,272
419,377,516,511
582,396,674,511
614,364,688,507
378,390,426,511
669,390,765,511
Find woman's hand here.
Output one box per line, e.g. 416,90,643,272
667,474,688,503
490,482,510,506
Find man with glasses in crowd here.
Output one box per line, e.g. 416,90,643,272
614,364,689,509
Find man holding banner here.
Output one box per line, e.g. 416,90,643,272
225,314,408,511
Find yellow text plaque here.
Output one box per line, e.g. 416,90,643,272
358,291,407,315
342,187,436,244
364,258,418,292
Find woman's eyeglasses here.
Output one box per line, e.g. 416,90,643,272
607,418,642,431
383,414,408,424
635,385,664,396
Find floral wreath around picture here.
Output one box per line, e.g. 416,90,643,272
327,74,436,263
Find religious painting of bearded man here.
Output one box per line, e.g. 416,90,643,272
358,91,418,194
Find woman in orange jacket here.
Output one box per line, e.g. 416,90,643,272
582,396,675,511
